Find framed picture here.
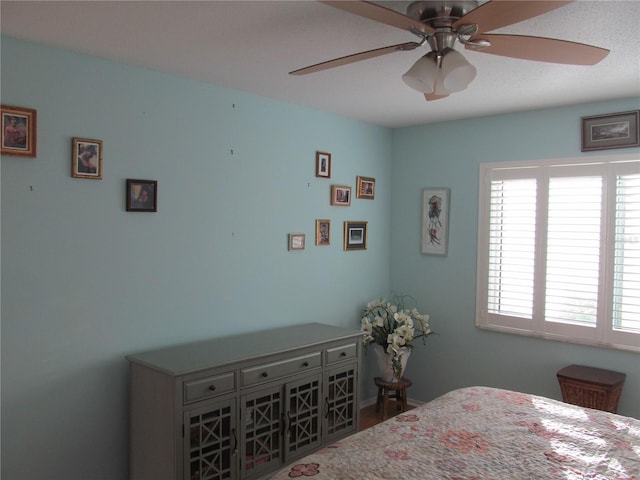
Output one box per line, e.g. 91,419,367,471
343,221,368,251
315,219,330,246
72,137,103,179
288,233,305,251
126,179,157,212
316,151,331,178
581,110,640,151
331,185,352,206
1,105,37,157
422,188,450,256
356,176,375,199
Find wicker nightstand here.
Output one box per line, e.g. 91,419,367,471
556,364,626,413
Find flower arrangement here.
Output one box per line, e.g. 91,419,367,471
361,293,433,379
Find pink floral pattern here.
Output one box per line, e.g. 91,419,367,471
271,387,640,480
287,463,319,477
440,429,490,454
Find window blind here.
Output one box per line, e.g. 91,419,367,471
477,156,640,352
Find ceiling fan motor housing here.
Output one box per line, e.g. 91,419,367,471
407,0,478,28
407,1,481,54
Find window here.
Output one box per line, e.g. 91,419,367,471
476,155,640,352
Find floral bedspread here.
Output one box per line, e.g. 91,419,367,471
270,386,640,480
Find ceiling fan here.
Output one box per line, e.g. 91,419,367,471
289,1,610,101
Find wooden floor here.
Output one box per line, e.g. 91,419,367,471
359,403,415,431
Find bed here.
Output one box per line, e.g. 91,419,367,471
270,386,640,479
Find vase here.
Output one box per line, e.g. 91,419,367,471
371,344,411,382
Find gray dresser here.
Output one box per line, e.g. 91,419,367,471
127,322,362,480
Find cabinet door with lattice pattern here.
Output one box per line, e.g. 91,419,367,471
324,364,358,444
184,397,238,480
283,373,322,462
241,384,284,479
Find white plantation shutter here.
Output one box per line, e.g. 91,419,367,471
477,156,640,352
613,173,640,333
488,178,536,318
545,176,602,326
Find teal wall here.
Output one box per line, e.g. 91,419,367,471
389,99,640,419
1,37,391,480
2,36,639,480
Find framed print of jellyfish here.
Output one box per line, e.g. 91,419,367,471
422,188,450,256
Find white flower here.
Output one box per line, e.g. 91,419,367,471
396,324,414,342
360,293,433,375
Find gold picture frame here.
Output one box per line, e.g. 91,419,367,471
331,185,351,206
72,137,103,179
1,105,37,157
356,176,375,199
315,219,330,245
316,151,331,178
344,221,368,251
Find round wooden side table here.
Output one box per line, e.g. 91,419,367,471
374,376,412,420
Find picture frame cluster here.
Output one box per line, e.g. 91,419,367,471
289,151,374,252
2,104,159,213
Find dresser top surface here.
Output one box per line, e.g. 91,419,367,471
126,322,361,376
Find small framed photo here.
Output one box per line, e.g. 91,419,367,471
581,110,639,151
331,185,351,206
72,137,103,179
1,105,37,157
316,151,331,178
422,188,450,256
343,221,368,251
315,219,330,246
356,176,375,199
126,179,157,212
288,233,305,251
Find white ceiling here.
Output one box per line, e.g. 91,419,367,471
2,0,639,128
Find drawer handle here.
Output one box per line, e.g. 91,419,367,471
340,352,347,357
261,372,269,378
208,385,216,391
303,361,310,367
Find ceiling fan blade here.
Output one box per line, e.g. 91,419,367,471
289,42,421,75
454,0,572,34
424,93,449,101
466,34,609,65
321,1,434,34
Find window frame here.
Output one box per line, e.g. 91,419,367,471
476,154,640,353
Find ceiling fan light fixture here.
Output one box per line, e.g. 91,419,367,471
402,52,439,93
440,49,476,92
403,48,475,95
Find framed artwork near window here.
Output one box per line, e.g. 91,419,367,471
126,179,157,212
343,221,367,251
315,219,330,246
288,233,305,251
331,185,351,206
72,137,103,179
356,176,375,199
422,188,450,256
581,110,639,151
315,151,331,178
1,105,37,157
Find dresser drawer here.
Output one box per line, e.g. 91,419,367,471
241,352,321,387
326,343,358,364
184,371,235,404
